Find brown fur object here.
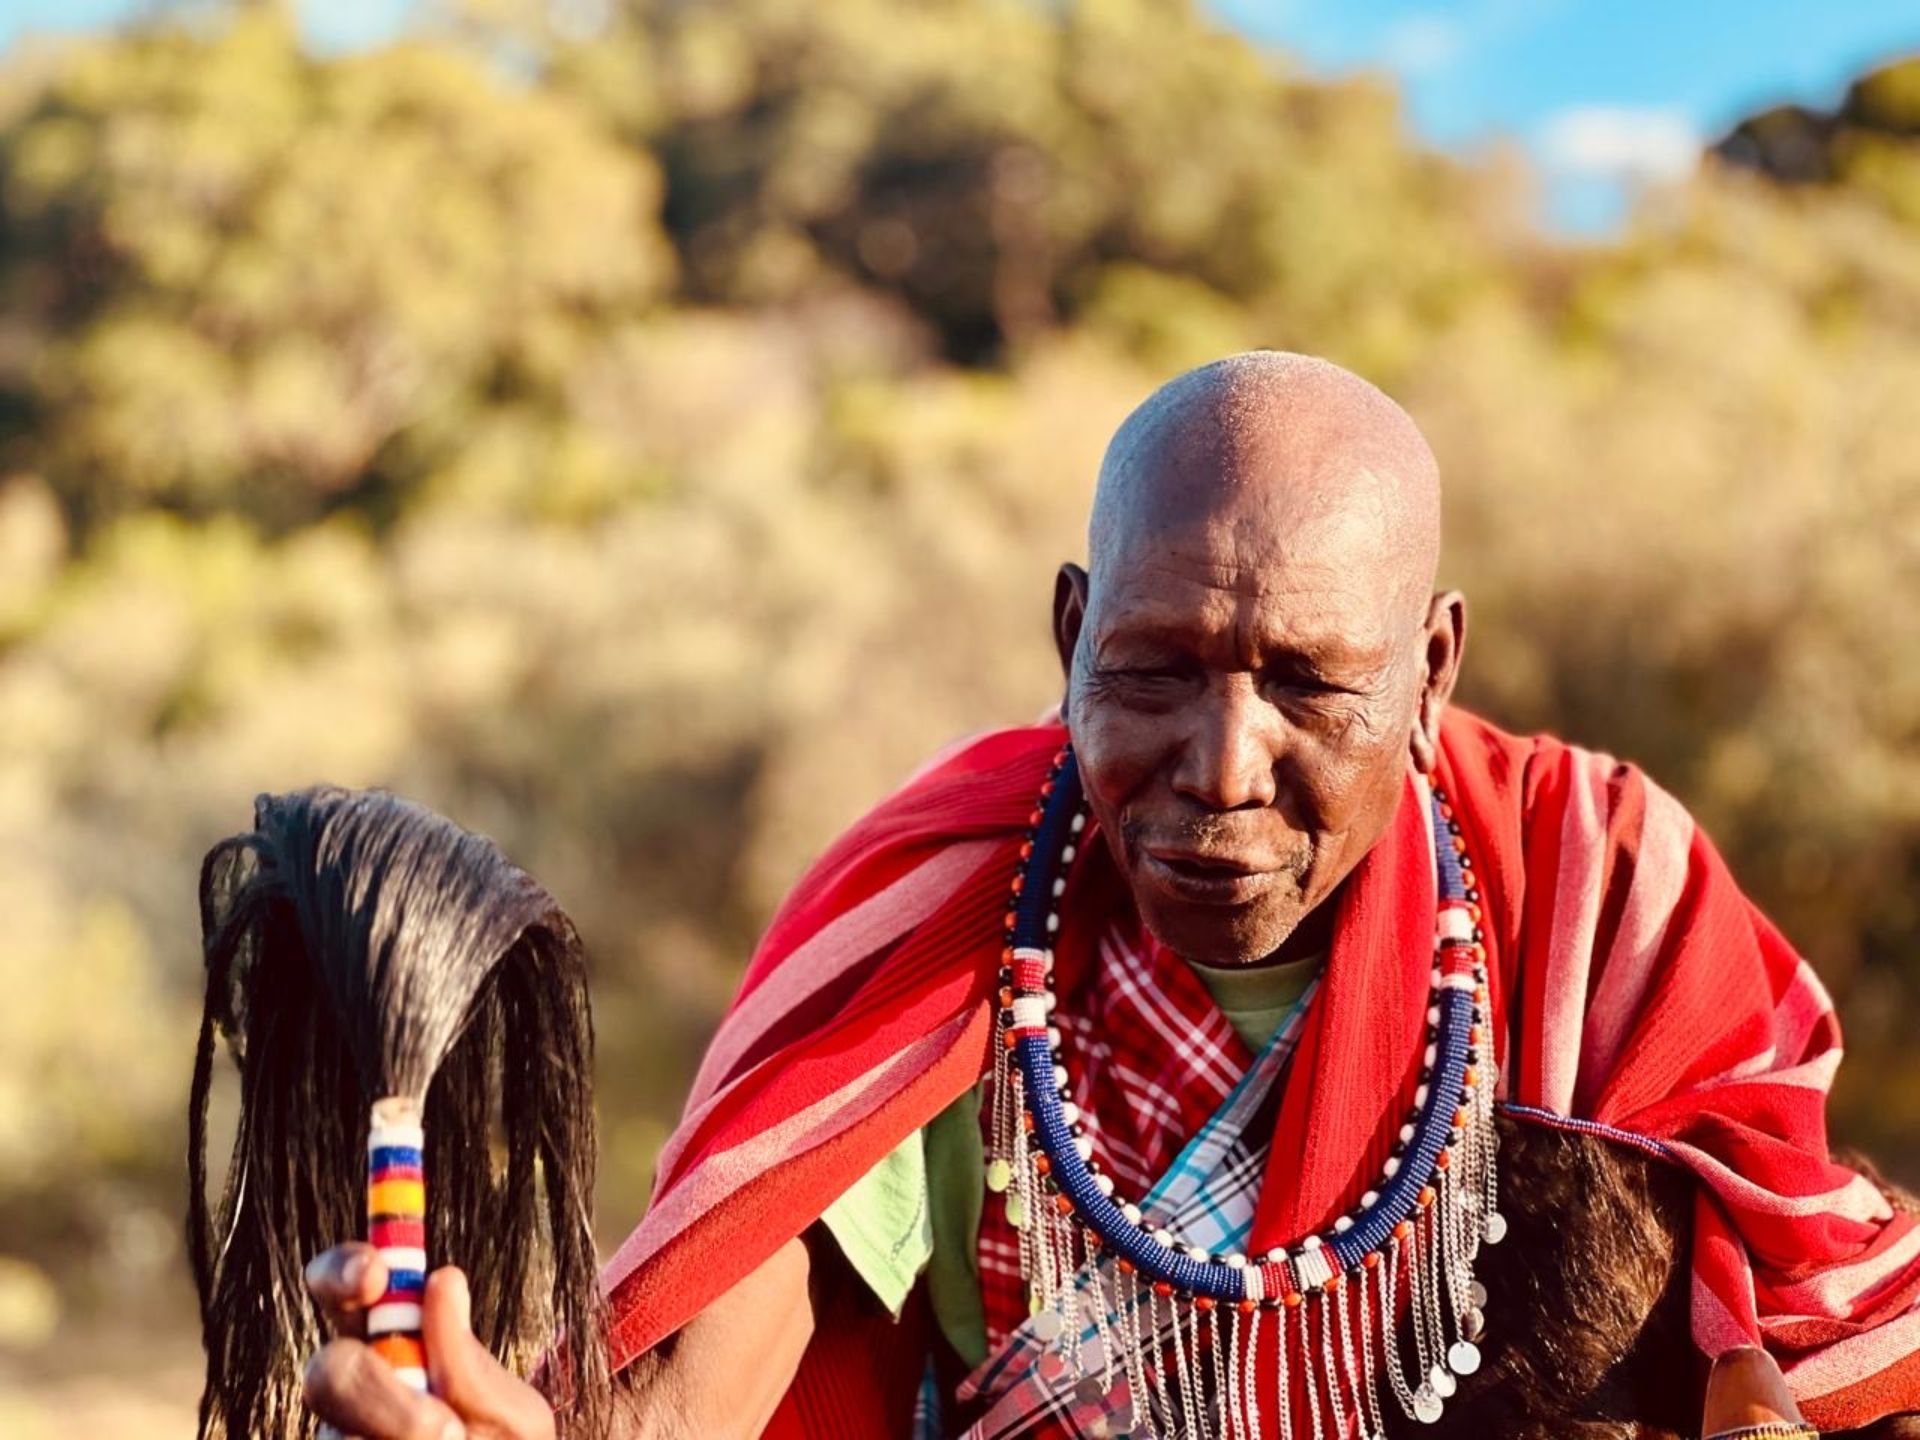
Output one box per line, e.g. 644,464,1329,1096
1417,1114,1920,1439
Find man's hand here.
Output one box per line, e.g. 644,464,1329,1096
303,1244,556,1440
303,1233,817,1440
1703,1345,1802,1435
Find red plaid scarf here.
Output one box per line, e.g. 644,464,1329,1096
976,888,1255,1348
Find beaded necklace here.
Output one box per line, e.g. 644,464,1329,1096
986,746,1503,1436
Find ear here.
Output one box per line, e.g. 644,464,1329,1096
1053,563,1090,713
1410,590,1466,775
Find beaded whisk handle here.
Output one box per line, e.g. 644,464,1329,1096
366,1097,430,1392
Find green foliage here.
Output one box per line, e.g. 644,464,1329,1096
590,0,1505,369
0,8,673,533
3,2,1920,1373
1715,55,1920,204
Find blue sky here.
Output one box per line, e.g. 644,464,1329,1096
1220,0,1920,228
4,1,1917,231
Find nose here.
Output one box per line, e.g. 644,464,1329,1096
1170,678,1279,812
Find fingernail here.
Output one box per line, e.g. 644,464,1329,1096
440,1420,466,1440
340,1251,368,1288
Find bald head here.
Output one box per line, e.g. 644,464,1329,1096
1089,351,1442,618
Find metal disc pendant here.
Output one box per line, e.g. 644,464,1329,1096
1074,1375,1109,1405
1462,1305,1486,1342
1484,1211,1507,1244
1449,1340,1482,1375
1037,1351,1067,1380
1413,1386,1444,1424
1032,1308,1065,1341
1469,1279,1489,1307
1431,1364,1457,1398
1006,1192,1027,1229
986,1158,1013,1193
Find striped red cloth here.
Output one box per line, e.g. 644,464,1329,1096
601,709,1920,1432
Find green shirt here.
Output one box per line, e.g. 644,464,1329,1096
818,951,1321,1365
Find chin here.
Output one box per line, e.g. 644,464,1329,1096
1142,902,1301,969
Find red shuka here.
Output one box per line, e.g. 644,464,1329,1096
602,711,1920,1432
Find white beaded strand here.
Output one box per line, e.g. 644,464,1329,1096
1182,1301,1206,1439
1320,1288,1350,1440
1357,1261,1387,1440
1303,1294,1326,1440
1226,1304,1247,1440
1243,1305,1264,1440
1210,1307,1231,1440
1382,1236,1420,1423
1148,1288,1179,1436
1274,1297,1296,1440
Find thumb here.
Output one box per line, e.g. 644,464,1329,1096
421,1267,554,1439
422,1267,488,1403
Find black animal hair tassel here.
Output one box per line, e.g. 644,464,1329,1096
188,786,608,1439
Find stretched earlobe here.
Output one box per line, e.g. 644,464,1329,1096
1411,719,1442,777
1411,590,1467,775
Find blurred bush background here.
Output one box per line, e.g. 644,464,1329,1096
1,0,1917,1432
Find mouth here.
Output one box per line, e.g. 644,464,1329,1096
1140,848,1286,906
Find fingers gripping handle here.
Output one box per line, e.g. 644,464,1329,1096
367,1096,430,1393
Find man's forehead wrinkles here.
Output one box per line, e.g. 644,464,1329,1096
1090,571,1396,662
1115,552,1274,596
1107,470,1402,570
1095,544,1377,607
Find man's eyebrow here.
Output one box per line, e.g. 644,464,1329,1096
1092,614,1389,672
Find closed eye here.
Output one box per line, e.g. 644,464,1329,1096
1260,658,1375,697
1086,664,1199,707
1272,676,1356,696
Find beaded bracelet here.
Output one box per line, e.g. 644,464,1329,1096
1704,1423,1819,1439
